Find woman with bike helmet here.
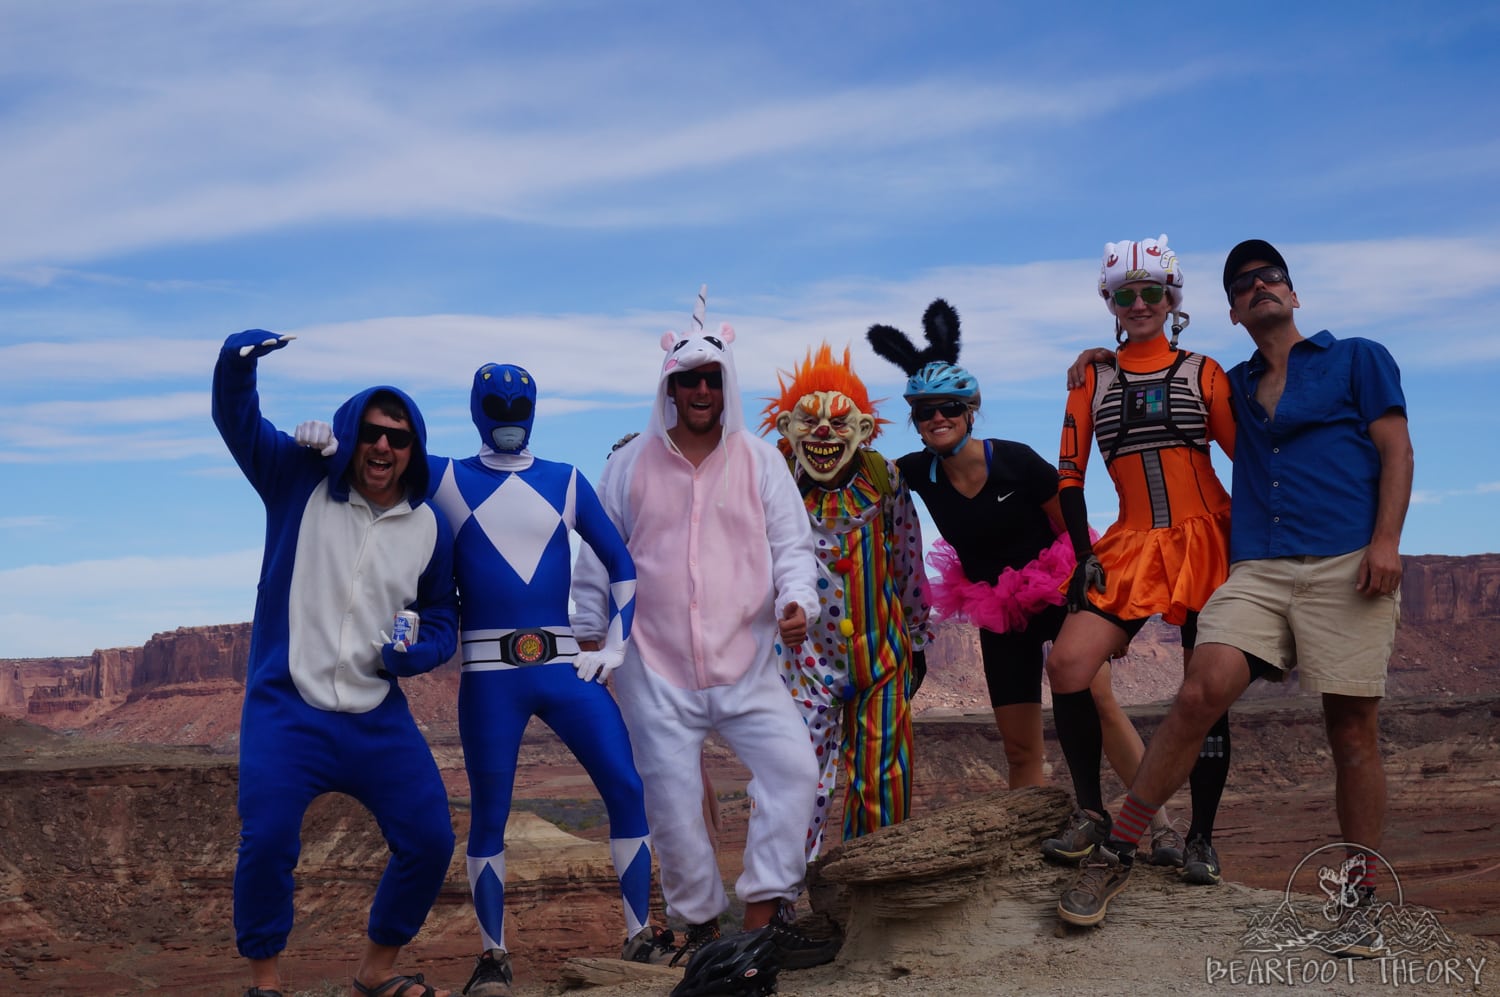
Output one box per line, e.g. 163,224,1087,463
1049,236,1238,926
867,300,1138,792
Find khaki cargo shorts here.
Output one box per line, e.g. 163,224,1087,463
1196,547,1399,698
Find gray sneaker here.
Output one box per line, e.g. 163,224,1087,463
1042,809,1109,864
1058,847,1133,927
622,925,677,964
1146,823,1185,868
462,948,514,997
1182,834,1222,885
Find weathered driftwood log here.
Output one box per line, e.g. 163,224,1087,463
813,786,1071,918
807,787,1074,973
553,956,682,991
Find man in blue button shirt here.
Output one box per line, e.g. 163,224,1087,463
1058,240,1414,937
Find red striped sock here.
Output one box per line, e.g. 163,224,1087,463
1113,792,1158,848
1350,848,1378,894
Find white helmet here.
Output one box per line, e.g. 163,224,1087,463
1099,234,1185,314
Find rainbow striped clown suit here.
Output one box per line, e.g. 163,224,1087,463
427,363,648,961
762,344,931,859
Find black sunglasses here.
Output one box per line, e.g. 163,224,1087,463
1112,284,1167,308
358,421,415,449
1228,265,1290,299
912,400,969,423
672,369,723,390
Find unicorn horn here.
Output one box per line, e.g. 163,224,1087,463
693,284,707,333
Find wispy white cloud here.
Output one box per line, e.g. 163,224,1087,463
0,548,263,657
0,516,59,530
4,235,1498,465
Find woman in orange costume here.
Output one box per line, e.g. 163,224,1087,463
1046,235,1237,889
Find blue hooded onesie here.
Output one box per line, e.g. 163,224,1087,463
213,330,460,960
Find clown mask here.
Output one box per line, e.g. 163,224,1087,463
777,389,875,484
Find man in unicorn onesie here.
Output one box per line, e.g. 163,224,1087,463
296,363,667,997
215,330,459,997
760,343,931,862
572,288,840,971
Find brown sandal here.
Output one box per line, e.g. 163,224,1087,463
353,973,438,997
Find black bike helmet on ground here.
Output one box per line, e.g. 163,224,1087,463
670,926,780,997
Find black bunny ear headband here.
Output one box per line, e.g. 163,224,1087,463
866,298,962,376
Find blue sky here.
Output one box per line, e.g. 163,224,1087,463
2,2,1497,658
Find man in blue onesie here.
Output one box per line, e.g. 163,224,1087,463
214,330,460,997
298,362,661,997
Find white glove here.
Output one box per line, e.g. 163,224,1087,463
574,643,625,684
294,419,339,457
372,630,410,654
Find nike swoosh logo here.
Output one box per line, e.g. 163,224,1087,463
996,491,1015,503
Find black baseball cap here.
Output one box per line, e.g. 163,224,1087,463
1222,239,1291,297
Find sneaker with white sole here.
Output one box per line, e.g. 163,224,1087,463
1058,845,1134,927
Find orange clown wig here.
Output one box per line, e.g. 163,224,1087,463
759,342,887,442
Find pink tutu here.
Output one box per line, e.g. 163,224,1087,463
927,533,1080,634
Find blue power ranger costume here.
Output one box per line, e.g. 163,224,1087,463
426,364,651,964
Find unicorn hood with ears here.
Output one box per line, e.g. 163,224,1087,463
646,284,748,442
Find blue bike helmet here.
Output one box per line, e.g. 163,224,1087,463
903,360,981,407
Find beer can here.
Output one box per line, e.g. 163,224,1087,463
392,610,421,646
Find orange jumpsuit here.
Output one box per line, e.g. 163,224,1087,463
1058,334,1236,626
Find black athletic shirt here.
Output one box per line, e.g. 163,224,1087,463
898,439,1060,585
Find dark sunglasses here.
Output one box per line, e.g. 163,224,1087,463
358,421,415,449
1228,265,1290,299
672,369,723,390
1111,284,1167,308
913,400,969,423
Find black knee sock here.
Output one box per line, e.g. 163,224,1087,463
1052,688,1106,817
1187,712,1231,842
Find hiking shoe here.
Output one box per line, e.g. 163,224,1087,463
1041,809,1110,865
1181,834,1222,885
462,948,514,997
1146,822,1185,868
622,924,677,964
1324,886,1386,959
670,919,722,968
766,905,841,970
1058,846,1133,927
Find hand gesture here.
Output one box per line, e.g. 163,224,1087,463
1066,348,1116,390
778,601,808,647
1066,554,1107,613
574,644,625,684
223,329,297,359
372,629,410,654
294,420,339,457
